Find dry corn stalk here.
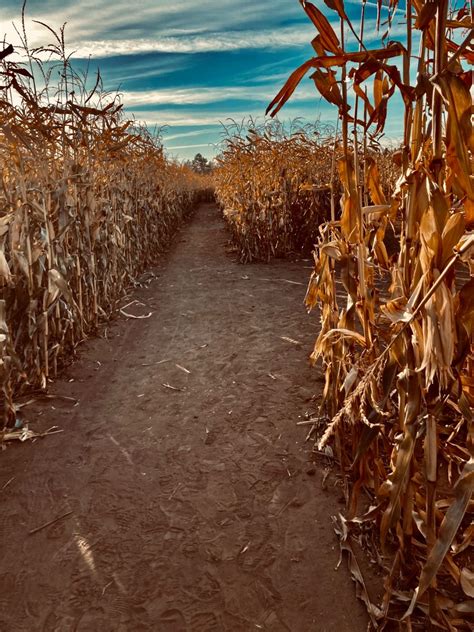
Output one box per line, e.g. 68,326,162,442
0,19,209,429
214,119,336,261
268,0,473,628
215,119,397,263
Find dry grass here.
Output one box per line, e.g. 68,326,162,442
0,22,209,427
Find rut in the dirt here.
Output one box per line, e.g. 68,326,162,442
0,204,368,631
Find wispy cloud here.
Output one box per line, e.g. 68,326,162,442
0,1,304,52
132,105,332,129
167,142,214,150
121,83,317,107
62,19,408,59
68,27,314,58
133,111,258,128
164,129,218,142
0,4,407,60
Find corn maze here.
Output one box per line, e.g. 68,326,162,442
0,1,472,630
214,120,336,262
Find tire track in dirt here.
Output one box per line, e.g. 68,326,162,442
0,204,368,631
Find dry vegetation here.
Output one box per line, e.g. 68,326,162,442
0,2,472,629
214,121,399,263
219,0,473,629
214,120,336,261
0,21,209,428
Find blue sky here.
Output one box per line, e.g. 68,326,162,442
0,1,408,160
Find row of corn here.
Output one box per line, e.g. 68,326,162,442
0,32,210,428
218,1,473,629
214,121,337,261
214,120,397,263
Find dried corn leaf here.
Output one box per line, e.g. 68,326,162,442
405,462,474,617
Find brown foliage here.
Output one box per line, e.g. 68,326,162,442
0,23,208,427
269,0,473,628
214,120,335,262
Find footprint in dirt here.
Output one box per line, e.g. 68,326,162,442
159,608,186,631
188,611,220,631
268,479,310,517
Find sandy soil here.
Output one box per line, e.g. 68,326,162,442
0,204,368,631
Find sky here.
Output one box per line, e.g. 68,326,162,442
0,0,409,160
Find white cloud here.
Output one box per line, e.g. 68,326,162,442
65,19,408,58
120,83,318,107
132,111,254,127
122,87,256,106
0,1,305,53
131,104,331,129
68,27,313,57
164,129,218,141
167,142,214,150
0,2,408,60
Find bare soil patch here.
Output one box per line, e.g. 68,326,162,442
0,204,369,631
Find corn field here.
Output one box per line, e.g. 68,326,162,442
214,120,336,262
218,0,473,628
214,120,399,263
0,24,209,429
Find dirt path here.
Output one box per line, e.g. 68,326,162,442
0,204,367,631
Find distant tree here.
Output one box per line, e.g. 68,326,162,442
188,153,213,174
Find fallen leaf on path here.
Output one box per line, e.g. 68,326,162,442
120,299,146,310
168,483,182,500
175,364,191,374
162,383,183,391
333,514,384,627
2,425,63,443
1,477,14,490
141,358,171,366
29,510,73,535
280,336,302,345
280,279,304,285
13,399,36,411
120,309,152,319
